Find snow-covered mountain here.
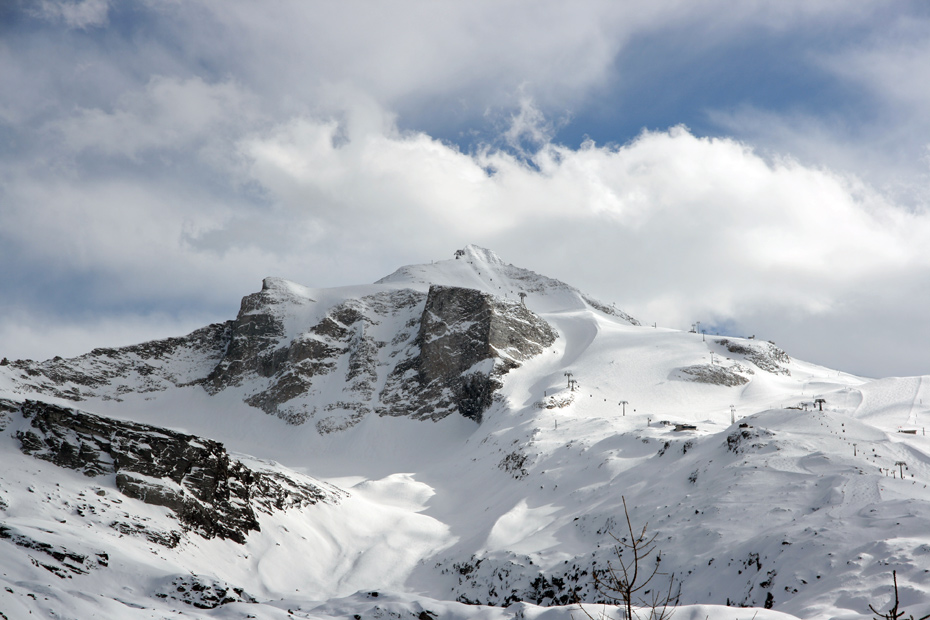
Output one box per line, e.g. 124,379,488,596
2,245,929,620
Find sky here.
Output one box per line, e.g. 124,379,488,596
1,0,929,379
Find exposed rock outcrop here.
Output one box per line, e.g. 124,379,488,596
0,524,109,578
376,285,557,423
716,339,791,376
675,364,750,387
154,574,257,609
206,285,425,426
409,285,557,422
9,399,342,544
206,277,319,398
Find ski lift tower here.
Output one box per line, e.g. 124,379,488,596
896,461,907,478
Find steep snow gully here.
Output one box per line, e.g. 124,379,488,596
1,245,930,619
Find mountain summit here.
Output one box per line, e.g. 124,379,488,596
379,244,640,321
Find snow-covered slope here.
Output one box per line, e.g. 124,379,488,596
2,246,929,620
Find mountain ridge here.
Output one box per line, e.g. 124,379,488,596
2,246,930,619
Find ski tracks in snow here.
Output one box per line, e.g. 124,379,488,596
834,476,882,520
551,311,600,370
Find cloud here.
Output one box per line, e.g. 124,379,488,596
30,0,109,29
139,0,882,122
708,14,930,210
51,76,260,159
821,31,930,112
185,0,628,111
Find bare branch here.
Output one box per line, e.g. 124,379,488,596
586,496,681,620
869,571,930,620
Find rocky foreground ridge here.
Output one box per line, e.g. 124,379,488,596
2,398,342,545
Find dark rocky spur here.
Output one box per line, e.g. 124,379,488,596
8,399,341,544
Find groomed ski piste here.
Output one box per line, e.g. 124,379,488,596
2,245,929,619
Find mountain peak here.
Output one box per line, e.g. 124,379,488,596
377,246,638,323
260,276,315,301
457,244,505,265
375,245,507,289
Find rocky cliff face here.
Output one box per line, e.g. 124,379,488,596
195,281,426,426
407,285,557,422
715,339,791,375
8,399,342,544
204,282,557,426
